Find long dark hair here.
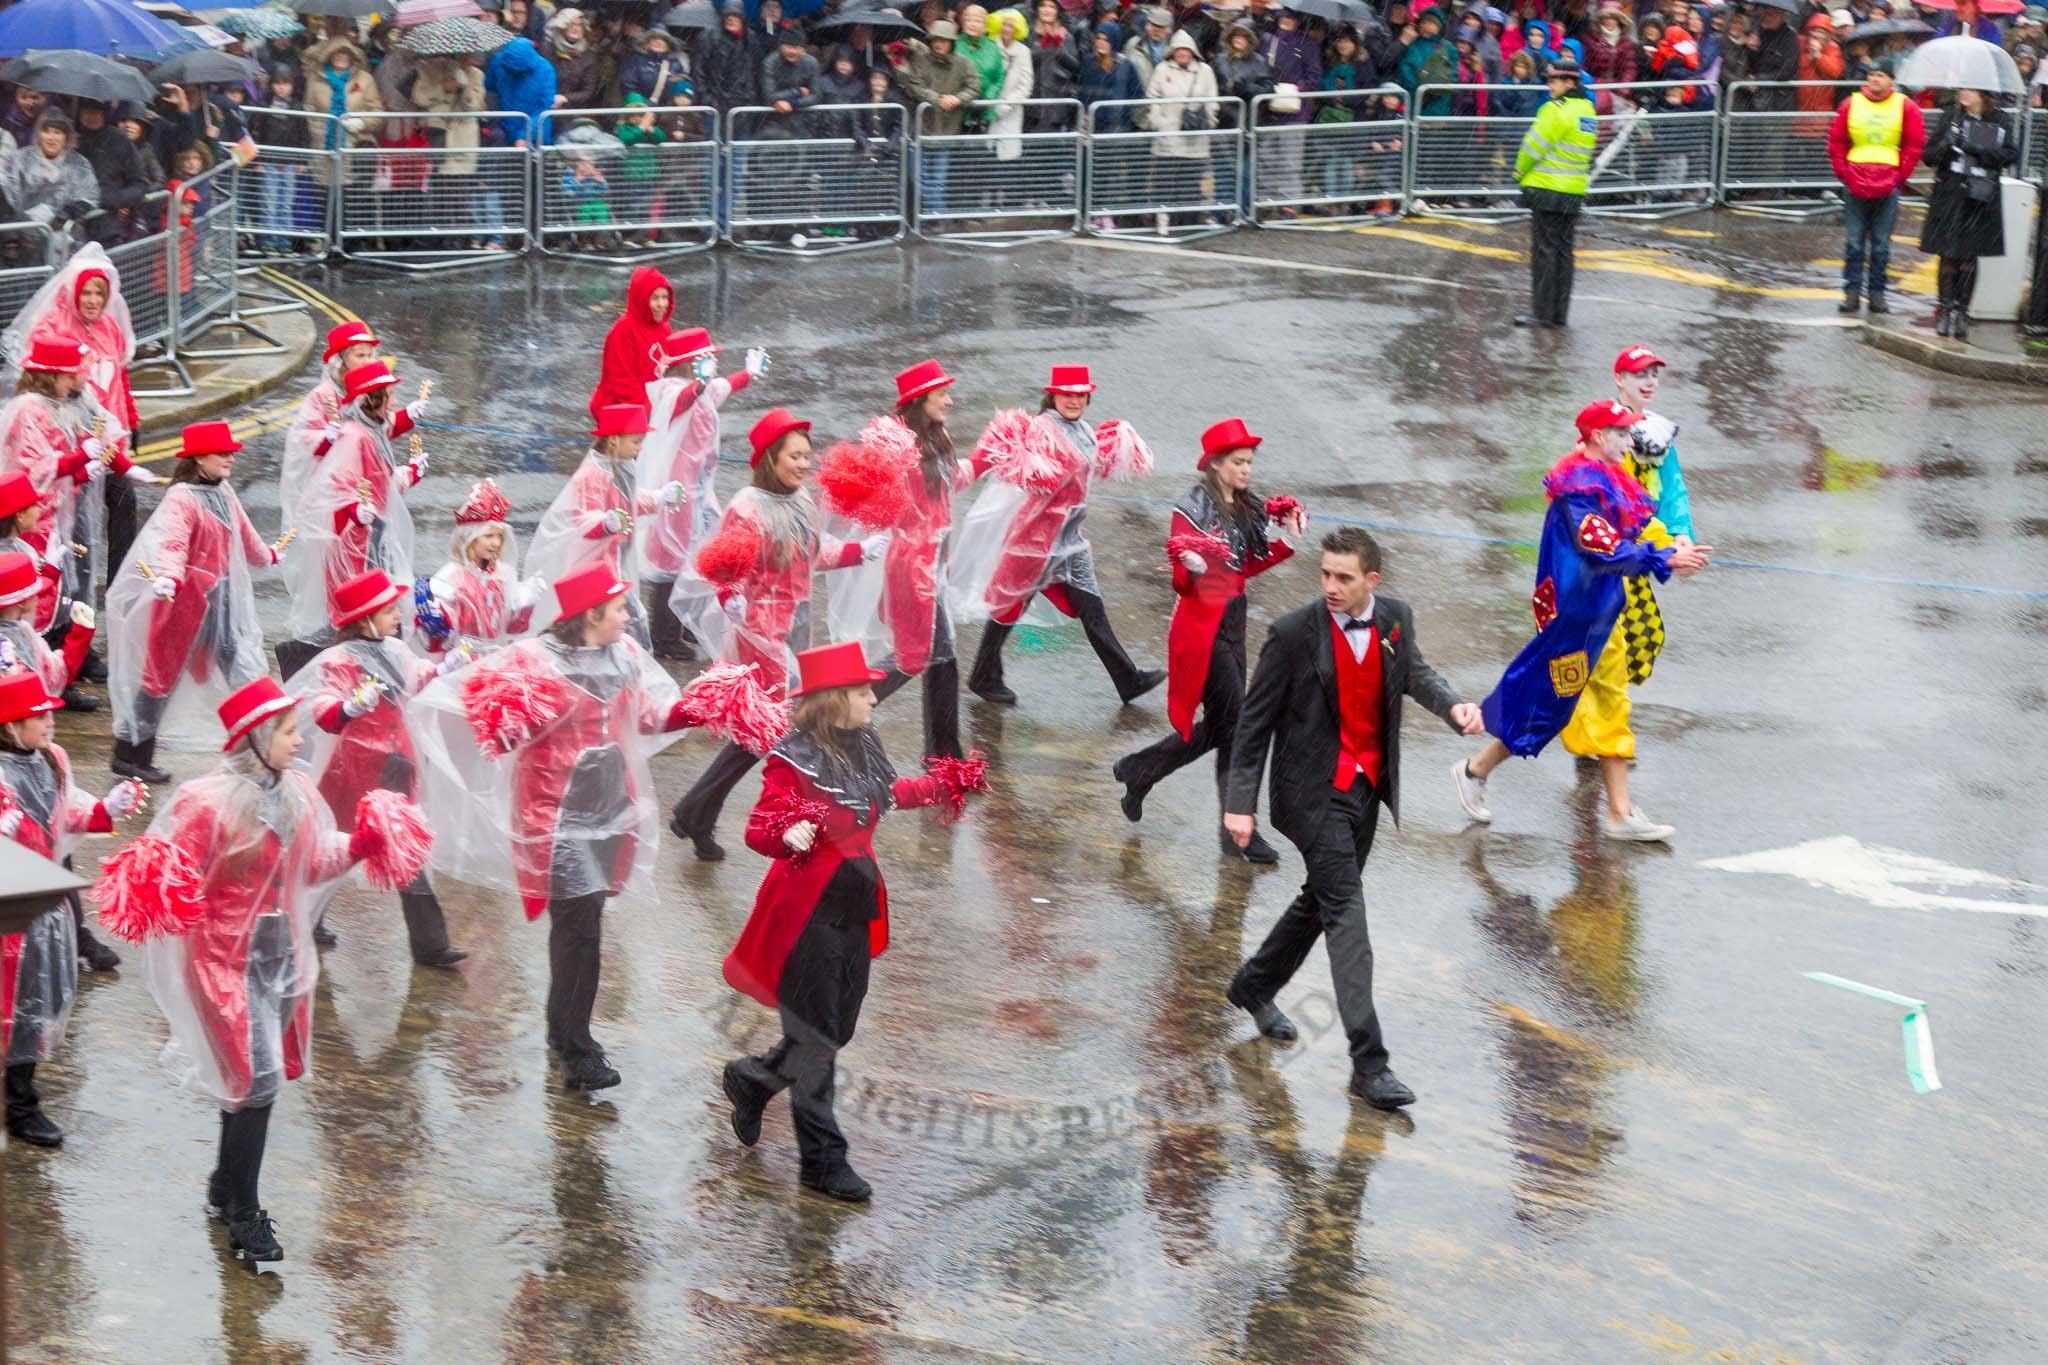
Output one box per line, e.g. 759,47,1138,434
901,400,954,496
14,371,61,399
168,458,217,486
1201,465,1265,540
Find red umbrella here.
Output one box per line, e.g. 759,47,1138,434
1915,0,2024,13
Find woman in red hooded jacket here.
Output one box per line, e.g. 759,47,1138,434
719,641,986,1203
587,266,675,423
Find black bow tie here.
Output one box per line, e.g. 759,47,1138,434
1342,617,1372,632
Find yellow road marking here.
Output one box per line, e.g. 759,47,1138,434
1654,225,1718,238
1347,224,1523,261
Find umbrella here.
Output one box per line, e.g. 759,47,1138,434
812,6,923,34
216,7,306,39
289,0,397,18
0,0,194,59
151,47,262,83
395,0,487,23
0,49,160,104
661,0,719,30
1897,33,2025,91
1844,17,1933,41
397,14,512,51
1278,0,1373,21
1742,0,1804,13
1917,0,2023,11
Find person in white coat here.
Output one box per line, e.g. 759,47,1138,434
1142,33,1219,230
991,10,1035,164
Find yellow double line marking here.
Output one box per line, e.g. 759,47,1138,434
134,269,358,462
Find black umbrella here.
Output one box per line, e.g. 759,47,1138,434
0,49,157,105
289,0,397,18
1743,0,1804,13
812,7,923,34
150,48,263,86
1844,17,1934,41
1277,0,1374,22
661,0,718,30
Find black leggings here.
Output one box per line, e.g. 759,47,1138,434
213,1102,275,1219
969,585,1149,702
1938,256,1980,311
1115,597,1246,810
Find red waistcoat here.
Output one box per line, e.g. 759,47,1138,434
1331,616,1383,791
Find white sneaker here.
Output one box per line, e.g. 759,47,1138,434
1601,807,1675,842
1451,759,1491,823
1155,212,1170,235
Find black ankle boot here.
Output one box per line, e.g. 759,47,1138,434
226,1208,283,1263
1952,308,1970,342
1837,287,1860,314
1935,304,1953,338
111,737,172,784
77,926,121,973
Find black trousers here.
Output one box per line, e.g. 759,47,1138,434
103,473,138,590
1937,255,1980,312
378,753,452,959
212,1101,274,1218
1528,204,1579,326
1232,781,1389,1077
873,596,963,759
546,891,607,1061
969,585,1148,701
1116,597,1245,808
5,1061,41,1125
670,740,762,835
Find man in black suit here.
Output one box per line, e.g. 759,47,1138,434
1222,528,1484,1109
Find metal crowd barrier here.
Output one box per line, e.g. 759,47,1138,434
1248,87,1407,226
914,98,1084,247
0,222,54,341
1086,97,1241,242
1406,85,1539,220
238,109,341,256
538,107,719,263
724,103,907,255
1584,83,1719,220
337,111,534,268
1716,80,1856,218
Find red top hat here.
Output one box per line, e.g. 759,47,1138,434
790,640,887,696
0,551,40,608
178,420,244,460
219,677,299,750
749,408,811,466
0,670,63,724
1613,344,1666,375
323,319,381,362
553,560,629,624
455,479,511,526
660,327,719,364
1575,399,1638,438
1197,417,1261,470
329,568,407,629
893,359,955,407
0,470,36,521
24,335,85,374
594,402,653,440
1045,364,1096,395
343,359,401,406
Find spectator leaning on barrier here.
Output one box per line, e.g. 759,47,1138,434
1082,26,1146,128
990,10,1035,162
544,8,606,111
1584,2,1637,87
1513,52,1594,329
72,103,151,246
699,2,764,114
900,20,982,134
1399,10,1457,116
486,36,560,147
758,21,821,138
1827,56,1924,316
1265,10,1324,122
1,116,102,238
958,6,1009,101
1124,8,1176,87
1030,0,1084,130
1796,12,1844,114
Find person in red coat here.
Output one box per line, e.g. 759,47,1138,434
525,402,672,652
0,551,93,700
1113,418,1303,865
0,469,63,635
1827,58,1925,316
285,569,472,966
719,641,987,1203
420,479,537,654
586,266,675,423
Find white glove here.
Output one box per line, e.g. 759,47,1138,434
431,577,458,605
83,437,106,462
341,680,385,718
151,575,179,600
322,421,343,447
782,821,816,853
42,539,68,569
406,397,431,422
744,347,769,377
658,481,686,510
1178,550,1207,574
601,508,630,535
354,501,377,526
103,780,146,817
405,456,426,485
721,593,748,622
123,463,159,484
69,601,95,630
82,457,107,484
436,641,476,675
0,809,21,838
860,532,891,562
693,354,718,381
26,204,52,225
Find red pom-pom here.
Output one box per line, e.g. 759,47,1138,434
351,788,434,890
755,787,834,862
817,433,914,531
93,835,205,943
974,410,1077,493
1092,418,1155,483
1263,495,1304,524
923,749,991,823
1167,531,1234,573
462,653,562,753
694,523,762,587
678,662,791,755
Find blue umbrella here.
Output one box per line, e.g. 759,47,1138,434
0,0,194,59
745,0,828,22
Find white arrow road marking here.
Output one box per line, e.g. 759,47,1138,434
1702,836,2048,917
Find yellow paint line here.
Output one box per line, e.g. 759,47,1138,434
1654,224,1718,238
1401,214,1502,232
1347,224,1524,261
257,267,356,326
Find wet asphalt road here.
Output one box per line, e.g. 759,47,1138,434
8,214,2048,1363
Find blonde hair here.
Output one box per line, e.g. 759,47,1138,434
792,684,861,765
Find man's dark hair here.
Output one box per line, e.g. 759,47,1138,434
1320,526,1382,575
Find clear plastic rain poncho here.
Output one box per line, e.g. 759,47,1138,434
0,612,71,695
283,634,443,822
278,360,349,525
635,373,732,585
825,423,977,677
0,393,80,560
420,513,537,656
524,451,650,649
106,478,274,749
0,744,96,1065
947,411,1099,629
284,394,418,640
410,632,689,916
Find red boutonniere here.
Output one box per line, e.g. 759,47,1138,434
1383,622,1400,655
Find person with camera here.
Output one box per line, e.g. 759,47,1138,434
1919,86,2017,342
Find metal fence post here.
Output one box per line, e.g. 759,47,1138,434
723,103,908,255
1081,96,1242,241
536,106,721,263
913,98,1084,247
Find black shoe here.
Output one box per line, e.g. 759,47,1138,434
226,1208,283,1263
413,947,468,970
1119,781,1149,823
671,811,725,862
1935,305,1953,338
970,681,1017,705
1349,1067,1416,1110
110,739,172,785
1866,291,1889,315
561,1050,622,1091
79,650,107,684
59,686,100,713
1226,977,1299,1042
311,921,337,948
1118,668,1166,704
801,1165,873,1203
1953,311,1970,343
6,1109,63,1147
1514,314,1558,328
77,930,120,973
1241,830,1280,865
721,1062,764,1146
1837,289,1860,314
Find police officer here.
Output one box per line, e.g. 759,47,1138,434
1513,54,1596,329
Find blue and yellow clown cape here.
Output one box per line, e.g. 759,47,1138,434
1482,448,1674,758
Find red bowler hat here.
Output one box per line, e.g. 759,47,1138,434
552,560,629,624
329,568,407,629
594,402,652,440
343,359,401,406
178,420,243,460
219,677,298,750
660,326,720,364
1613,344,1666,375
789,640,887,696
455,479,511,526
1045,364,1096,395
323,319,381,361
0,470,36,521
893,358,955,407
1197,417,1261,470
0,670,63,724
0,551,40,608
24,336,86,374
1575,399,1638,438
749,408,811,466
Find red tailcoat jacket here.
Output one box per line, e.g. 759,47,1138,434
1164,486,1292,739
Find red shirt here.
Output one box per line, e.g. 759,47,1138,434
1331,614,1382,790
